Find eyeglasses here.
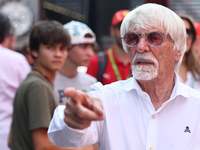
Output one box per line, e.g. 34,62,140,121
121,31,171,47
186,29,193,38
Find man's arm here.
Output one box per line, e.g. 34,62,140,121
48,88,104,148
32,128,98,150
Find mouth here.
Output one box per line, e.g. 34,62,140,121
134,58,154,65
52,61,62,64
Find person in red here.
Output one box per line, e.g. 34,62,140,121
87,10,131,85
193,22,200,60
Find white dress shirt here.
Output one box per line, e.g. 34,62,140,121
48,72,200,150
0,45,31,150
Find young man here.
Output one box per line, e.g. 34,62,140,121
86,10,131,85
48,3,200,150
54,20,97,104
0,12,30,150
10,20,73,150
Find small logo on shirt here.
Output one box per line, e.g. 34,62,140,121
184,126,191,133
103,73,110,79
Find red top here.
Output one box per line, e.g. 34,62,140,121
87,46,131,85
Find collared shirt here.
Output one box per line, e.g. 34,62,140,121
48,72,200,150
0,45,31,150
86,45,131,85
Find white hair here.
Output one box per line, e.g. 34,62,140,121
121,3,186,72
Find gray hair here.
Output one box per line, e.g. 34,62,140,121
121,3,186,72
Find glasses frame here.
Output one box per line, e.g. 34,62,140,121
121,31,171,47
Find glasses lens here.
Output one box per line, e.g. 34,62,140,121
186,29,193,38
124,32,139,46
147,32,163,46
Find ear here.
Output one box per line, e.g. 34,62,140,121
174,50,182,61
31,50,38,58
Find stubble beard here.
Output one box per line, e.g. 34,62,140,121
131,53,158,80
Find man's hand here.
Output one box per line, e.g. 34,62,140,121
64,88,104,129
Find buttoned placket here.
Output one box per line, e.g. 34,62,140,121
140,92,158,150
141,92,173,150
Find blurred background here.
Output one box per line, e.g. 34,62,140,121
0,0,200,51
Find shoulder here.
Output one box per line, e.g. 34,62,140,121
21,73,53,91
185,85,200,98
178,81,200,100
55,73,68,80
0,46,30,72
0,46,26,61
88,78,132,97
78,72,97,82
90,54,98,62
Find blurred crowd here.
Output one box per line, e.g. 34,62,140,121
1,3,200,150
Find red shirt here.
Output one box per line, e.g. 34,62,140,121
87,46,131,85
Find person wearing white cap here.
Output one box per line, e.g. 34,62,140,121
54,20,98,150
54,20,97,104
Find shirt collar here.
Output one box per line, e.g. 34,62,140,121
123,71,190,99
169,72,189,99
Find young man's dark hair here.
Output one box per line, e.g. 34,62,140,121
10,20,73,150
29,20,71,59
0,11,14,43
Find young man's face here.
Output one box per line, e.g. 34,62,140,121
33,43,68,72
67,43,94,67
111,23,123,49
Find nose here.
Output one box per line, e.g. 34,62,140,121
54,47,67,57
136,36,150,53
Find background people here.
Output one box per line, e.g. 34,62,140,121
10,20,73,150
54,20,97,104
86,10,131,85
193,22,200,60
0,22,16,51
0,12,30,150
20,43,34,67
179,14,200,90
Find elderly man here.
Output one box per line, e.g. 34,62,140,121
48,3,200,150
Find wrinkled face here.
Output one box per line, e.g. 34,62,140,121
68,43,94,67
33,43,68,71
183,19,193,53
125,25,180,81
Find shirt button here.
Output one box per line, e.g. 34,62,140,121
150,147,154,150
152,114,155,119
143,94,147,97
71,143,75,147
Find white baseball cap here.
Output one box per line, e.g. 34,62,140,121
63,20,96,45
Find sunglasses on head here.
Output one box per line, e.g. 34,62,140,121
121,31,171,47
186,29,193,38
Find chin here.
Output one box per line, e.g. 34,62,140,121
132,65,158,80
133,71,157,80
